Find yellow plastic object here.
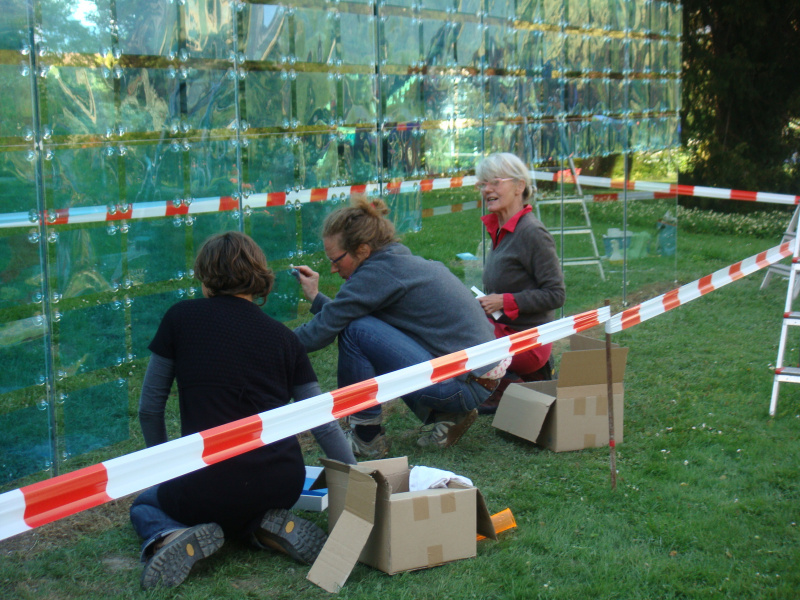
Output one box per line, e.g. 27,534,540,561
477,508,517,541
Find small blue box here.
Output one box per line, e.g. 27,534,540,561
293,465,328,512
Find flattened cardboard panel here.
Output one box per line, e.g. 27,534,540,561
307,469,377,593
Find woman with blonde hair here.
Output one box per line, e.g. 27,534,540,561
293,197,506,457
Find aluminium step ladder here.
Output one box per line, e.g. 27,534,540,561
535,193,606,280
770,223,800,415
761,205,800,298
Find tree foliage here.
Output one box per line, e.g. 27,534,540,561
681,0,800,194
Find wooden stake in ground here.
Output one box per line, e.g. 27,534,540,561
605,299,617,490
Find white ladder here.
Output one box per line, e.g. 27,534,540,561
770,224,800,415
761,205,800,297
536,194,606,281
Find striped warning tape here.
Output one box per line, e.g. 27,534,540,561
605,242,792,333
1,171,795,230
532,171,800,206
0,306,608,542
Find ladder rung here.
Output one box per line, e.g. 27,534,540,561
551,228,594,235
562,258,603,266
775,366,800,381
784,311,800,320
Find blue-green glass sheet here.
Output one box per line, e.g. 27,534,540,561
63,379,129,458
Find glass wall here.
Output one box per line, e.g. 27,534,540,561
0,0,681,486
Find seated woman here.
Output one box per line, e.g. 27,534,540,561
129,231,355,589
473,153,566,414
292,197,507,458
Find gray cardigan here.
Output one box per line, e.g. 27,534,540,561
482,211,566,330
294,242,499,376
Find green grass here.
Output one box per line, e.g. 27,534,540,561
1,204,799,599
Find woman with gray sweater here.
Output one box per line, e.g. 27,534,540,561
292,197,507,458
473,153,566,414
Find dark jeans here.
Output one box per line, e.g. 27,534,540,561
337,316,491,425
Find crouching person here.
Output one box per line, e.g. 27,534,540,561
129,232,355,589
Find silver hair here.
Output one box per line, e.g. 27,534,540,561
475,152,535,201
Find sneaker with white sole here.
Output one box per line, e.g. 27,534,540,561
345,427,390,459
417,408,479,448
253,508,327,565
140,523,224,589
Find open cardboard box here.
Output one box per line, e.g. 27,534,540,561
492,334,628,452
307,457,496,593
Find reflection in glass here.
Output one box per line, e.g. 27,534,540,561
0,322,46,393
55,224,124,298
0,403,50,481
58,302,126,374
183,0,233,60
241,4,289,62
63,380,128,458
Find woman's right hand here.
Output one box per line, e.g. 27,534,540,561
292,264,320,302
478,293,504,316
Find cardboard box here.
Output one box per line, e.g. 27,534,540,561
292,466,328,512
492,334,628,452
307,457,496,593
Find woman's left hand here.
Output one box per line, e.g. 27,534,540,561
478,293,504,316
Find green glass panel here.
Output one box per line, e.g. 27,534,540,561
183,0,233,60
57,302,126,374
487,0,514,19
0,66,33,139
386,190,420,234
487,76,520,119
343,74,378,125
628,0,650,33
454,76,482,120
188,140,237,199
609,0,628,32
55,224,124,299
384,126,420,179
44,145,120,210
294,8,337,65
340,12,377,67
543,0,565,26
0,404,50,483
0,230,41,308
118,68,179,134
629,78,650,114
123,142,184,204
0,320,46,392
263,270,299,322
517,30,543,73
116,0,179,56
422,18,454,67
183,71,236,131
40,0,113,55
300,201,338,255
295,72,337,128
517,0,544,24
126,217,189,285
590,0,611,29
244,136,296,194
631,38,650,74
63,379,128,458
568,0,591,28
299,133,339,189
0,151,37,215
0,0,27,51
381,15,420,66
484,23,514,71
41,67,116,137
250,205,298,262
384,75,422,123
244,71,292,130
454,20,482,70
340,128,378,184
241,4,289,62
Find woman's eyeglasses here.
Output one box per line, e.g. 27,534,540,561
475,177,516,190
329,251,348,265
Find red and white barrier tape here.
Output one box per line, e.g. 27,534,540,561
0,306,607,542
605,242,792,333
532,171,800,206
0,177,478,230
2,171,796,230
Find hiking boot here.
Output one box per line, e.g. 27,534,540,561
140,523,224,589
253,508,327,565
345,427,389,459
417,409,479,448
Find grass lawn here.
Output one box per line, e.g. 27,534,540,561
1,203,798,599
